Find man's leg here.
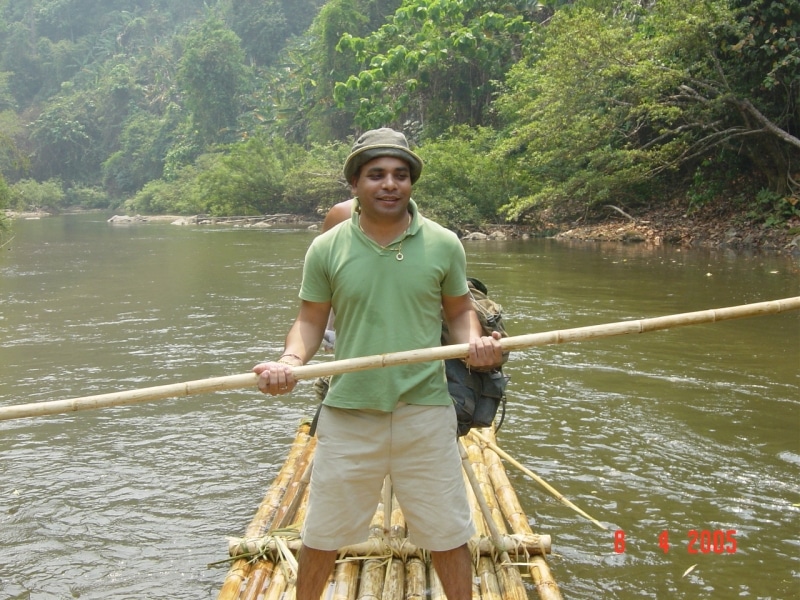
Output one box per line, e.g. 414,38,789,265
430,543,473,600
296,544,337,600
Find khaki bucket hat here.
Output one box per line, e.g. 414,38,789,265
343,128,423,184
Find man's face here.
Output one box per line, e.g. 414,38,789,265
350,156,413,222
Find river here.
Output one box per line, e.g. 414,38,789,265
1,214,798,599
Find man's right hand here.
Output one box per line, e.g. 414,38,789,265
253,361,298,395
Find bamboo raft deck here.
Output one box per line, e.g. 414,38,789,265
217,423,562,600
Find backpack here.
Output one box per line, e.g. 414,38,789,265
441,277,510,436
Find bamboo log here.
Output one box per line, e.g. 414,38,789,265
405,557,427,600
333,561,360,600
383,475,393,537
480,429,563,600
428,563,447,600
239,561,274,600
382,558,406,600
459,440,510,563
4,296,798,421
217,426,311,600
248,427,313,536
495,563,528,600
460,437,530,600
356,559,385,600
261,563,290,600
271,452,314,530
465,433,507,535
463,459,487,538
389,492,406,540
476,556,504,600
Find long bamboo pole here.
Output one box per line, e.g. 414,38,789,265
3,296,798,422
473,430,607,530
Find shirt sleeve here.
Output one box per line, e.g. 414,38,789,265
299,237,333,303
440,233,469,297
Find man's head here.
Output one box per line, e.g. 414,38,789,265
343,128,423,185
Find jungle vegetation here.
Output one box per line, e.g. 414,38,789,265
0,0,797,233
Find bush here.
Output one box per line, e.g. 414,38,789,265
413,127,521,227
282,142,351,215
9,179,65,212
66,185,112,209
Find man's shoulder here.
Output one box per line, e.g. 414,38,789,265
313,219,354,246
418,216,461,244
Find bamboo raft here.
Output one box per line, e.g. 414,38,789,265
216,423,563,600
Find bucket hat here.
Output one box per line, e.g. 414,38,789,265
343,128,423,184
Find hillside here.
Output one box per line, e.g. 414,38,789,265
1,0,798,238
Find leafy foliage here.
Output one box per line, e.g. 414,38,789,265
176,16,249,148
494,0,799,222
9,178,65,211
414,126,523,228
333,0,536,133
0,0,797,231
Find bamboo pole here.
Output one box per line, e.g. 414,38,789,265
3,296,798,422
217,426,311,600
356,558,385,600
382,558,405,600
405,557,427,600
473,430,607,531
476,555,504,600
332,561,360,600
480,429,563,600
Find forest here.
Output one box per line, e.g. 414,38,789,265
0,0,798,235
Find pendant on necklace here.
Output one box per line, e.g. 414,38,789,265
395,251,404,261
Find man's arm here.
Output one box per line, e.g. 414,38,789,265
253,299,331,395
441,293,503,370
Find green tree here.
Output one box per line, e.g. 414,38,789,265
494,0,800,222
0,109,28,180
413,126,521,228
0,175,9,234
261,0,402,143
176,16,249,147
9,178,65,211
29,96,100,181
224,0,326,67
191,135,288,215
713,0,800,197
282,141,351,213
333,0,536,133
103,106,179,196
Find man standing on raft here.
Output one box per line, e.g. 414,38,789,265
253,128,503,600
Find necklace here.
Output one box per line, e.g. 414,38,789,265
358,214,410,261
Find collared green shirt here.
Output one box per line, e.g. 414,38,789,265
300,199,469,411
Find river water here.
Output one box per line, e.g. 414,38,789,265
1,214,798,599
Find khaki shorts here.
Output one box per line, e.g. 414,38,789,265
302,403,475,552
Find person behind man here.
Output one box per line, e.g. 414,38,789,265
252,128,503,600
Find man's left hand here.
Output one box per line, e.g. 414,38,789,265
466,330,504,370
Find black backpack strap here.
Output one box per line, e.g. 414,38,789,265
309,403,323,437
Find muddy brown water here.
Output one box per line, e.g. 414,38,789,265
1,214,798,599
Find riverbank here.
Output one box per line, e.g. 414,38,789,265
544,199,800,255
6,201,800,255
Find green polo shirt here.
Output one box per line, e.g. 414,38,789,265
300,199,469,411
